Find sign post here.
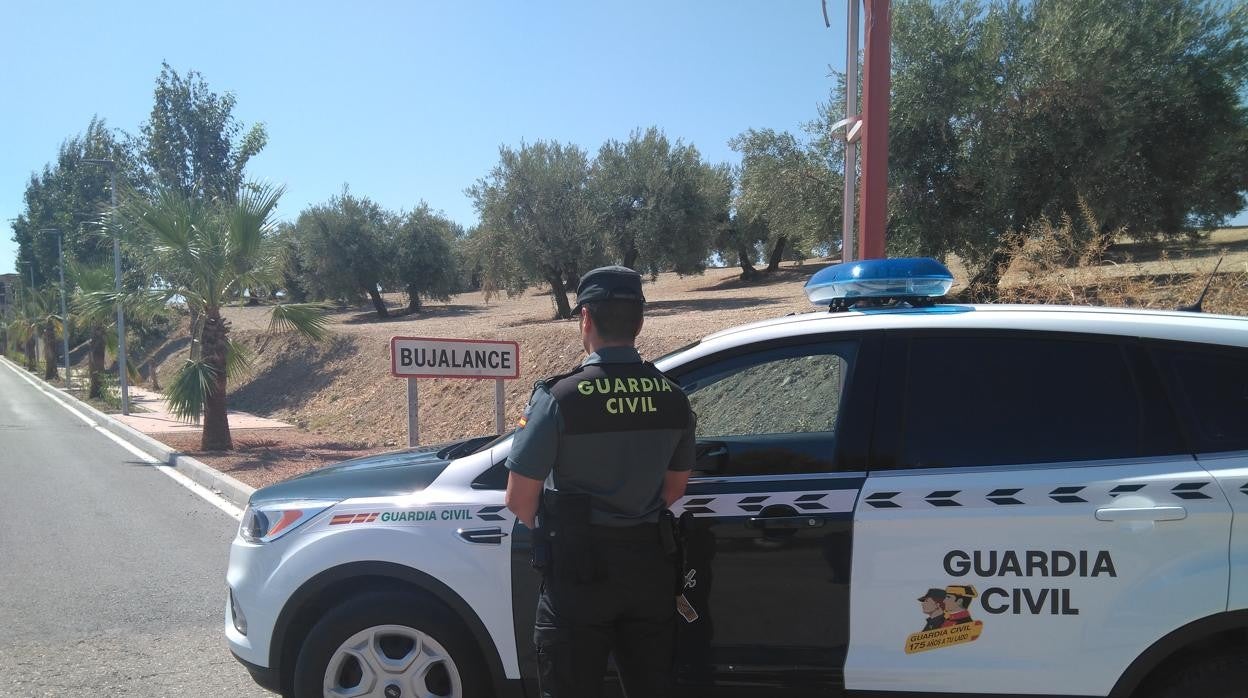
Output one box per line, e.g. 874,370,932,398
407,378,419,446
494,379,505,435
390,336,521,447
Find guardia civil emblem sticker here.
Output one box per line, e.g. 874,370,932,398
905,585,984,654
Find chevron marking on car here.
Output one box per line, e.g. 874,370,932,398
476,505,507,521
737,495,769,513
1171,482,1212,500
672,489,857,517
863,483,1225,510
795,493,829,510
986,488,1024,505
331,512,379,525
1241,482,1248,496
866,491,901,508
925,490,962,507
1049,486,1087,504
680,497,717,515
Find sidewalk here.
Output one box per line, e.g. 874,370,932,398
113,385,293,435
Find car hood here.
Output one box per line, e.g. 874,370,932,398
249,436,493,505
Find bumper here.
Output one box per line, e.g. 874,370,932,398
225,535,285,671
231,650,282,694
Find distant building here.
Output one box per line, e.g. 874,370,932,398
0,273,19,317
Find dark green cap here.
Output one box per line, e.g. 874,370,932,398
573,265,645,313
918,588,947,602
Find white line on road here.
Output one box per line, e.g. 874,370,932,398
0,358,243,521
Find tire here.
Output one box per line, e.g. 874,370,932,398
291,590,493,698
1144,647,1248,698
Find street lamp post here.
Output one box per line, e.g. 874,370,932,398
41,228,71,384
83,159,129,414
17,259,33,308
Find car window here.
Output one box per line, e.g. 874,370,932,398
1154,342,1248,453
899,335,1150,468
683,343,855,439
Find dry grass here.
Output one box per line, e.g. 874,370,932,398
990,218,1248,313
134,227,1248,484
144,263,820,455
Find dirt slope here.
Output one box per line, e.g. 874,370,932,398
140,228,1248,486
218,263,818,448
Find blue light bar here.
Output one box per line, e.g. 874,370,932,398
805,257,954,306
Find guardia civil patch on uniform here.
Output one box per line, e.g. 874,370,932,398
518,403,532,429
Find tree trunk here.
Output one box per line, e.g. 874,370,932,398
188,306,201,360
200,306,233,451
150,360,161,391
24,337,36,371
623,246,639,271
565,268,580,293
545,272,573,319
43,327,58,380
964,233,1026,302
738,245,758,278
89,327,106,399
766,235,789,272
367,285,389,318
406,283,422,314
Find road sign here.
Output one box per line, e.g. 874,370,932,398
390,337,520,446
390,337,520,379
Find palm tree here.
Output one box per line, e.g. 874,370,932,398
6,298,39,372
26,288,65,381
105,183,326,450
72,264,152,399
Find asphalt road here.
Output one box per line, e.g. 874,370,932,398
0,359,270,698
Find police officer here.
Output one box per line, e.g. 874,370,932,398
917,588,948,631
942,585,978,627
505,265,696,698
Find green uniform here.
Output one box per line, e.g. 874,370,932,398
507,346,696,525
507,345,696,697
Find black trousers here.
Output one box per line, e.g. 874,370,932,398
534,524,676,698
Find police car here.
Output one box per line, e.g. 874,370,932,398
226,257,1248,698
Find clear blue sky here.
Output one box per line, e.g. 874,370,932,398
1,1,1244,276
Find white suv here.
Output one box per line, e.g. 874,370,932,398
226,258,1248,698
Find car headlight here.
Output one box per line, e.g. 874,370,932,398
239,500,338,543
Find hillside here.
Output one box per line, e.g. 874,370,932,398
220,263,816,445
146,229,1248,487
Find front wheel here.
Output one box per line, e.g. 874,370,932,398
291,590,492,698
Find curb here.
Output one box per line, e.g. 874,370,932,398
0,356,255,509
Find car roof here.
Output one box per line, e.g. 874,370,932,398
658,303,1248,370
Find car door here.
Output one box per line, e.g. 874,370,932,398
845,331,1232,696
666,333,879,695
1149,340,1248,612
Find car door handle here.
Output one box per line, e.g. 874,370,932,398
698,444,728,458
694,442,729,475
456,527,509,545
747,516,827,530
1094,506,1187,522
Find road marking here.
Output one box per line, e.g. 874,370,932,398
0,357,243,520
